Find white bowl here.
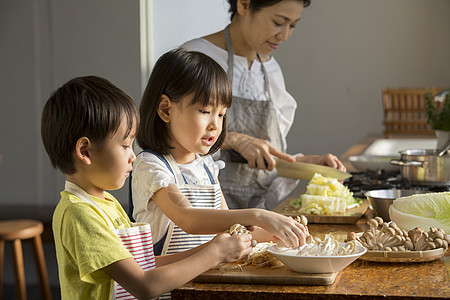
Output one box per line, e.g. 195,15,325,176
267,243,367,274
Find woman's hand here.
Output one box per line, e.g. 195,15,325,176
210,232,253,262
295,153,346,172
257,210,308,249
224,132,294,171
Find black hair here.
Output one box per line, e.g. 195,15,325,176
137,48,232,155
41,76,138,174
228,0,311,21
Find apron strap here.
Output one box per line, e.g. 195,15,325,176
64,181,116,231
203,163,216,184
143,150,188,184
163,154,189,184
153,229,168,256
224,25,272,100
127,171,135,222
161,221,175,256
224,25,235,85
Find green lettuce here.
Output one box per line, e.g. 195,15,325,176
389,191,450,233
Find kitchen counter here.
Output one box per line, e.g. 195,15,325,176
172,136,450,299
340,135,380,172
172,209,450,299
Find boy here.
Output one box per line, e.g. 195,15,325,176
41,76,252,299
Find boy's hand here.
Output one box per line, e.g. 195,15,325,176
211,233,253,263
258,211,308,249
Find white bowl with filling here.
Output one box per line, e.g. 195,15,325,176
267,242,367,274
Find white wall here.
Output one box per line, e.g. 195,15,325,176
279,0,450,156
152,0,228,61
0,0,141,206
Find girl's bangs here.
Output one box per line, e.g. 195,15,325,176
191,72,231,108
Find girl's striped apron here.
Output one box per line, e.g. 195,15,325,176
64,181,158,300
149,153,222,299
152,153,222,256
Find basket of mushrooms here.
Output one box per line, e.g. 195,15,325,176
347,217,450,262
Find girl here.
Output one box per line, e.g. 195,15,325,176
132,49,307,257
181,0,347,210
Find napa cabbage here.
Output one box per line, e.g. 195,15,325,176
289,173,359,215
389,191,450,233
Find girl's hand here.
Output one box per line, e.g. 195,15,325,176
225,132,294,171
258,210,308,249
295,153,346,172
210,232,253,263
248,226,278,243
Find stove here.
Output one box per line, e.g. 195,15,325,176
343,170,450,198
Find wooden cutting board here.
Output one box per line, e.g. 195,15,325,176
272,197,369,224
194,265,338,286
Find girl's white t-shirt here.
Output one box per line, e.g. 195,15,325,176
181,38,298,151
131,152,222,243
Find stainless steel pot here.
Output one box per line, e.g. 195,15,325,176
390,149,450,185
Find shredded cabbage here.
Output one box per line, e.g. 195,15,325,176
389,191,450,233
290,173,358,215
300,195,347,214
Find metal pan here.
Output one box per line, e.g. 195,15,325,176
390,149,450,185
349,155,400,172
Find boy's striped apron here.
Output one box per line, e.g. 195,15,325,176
64,181,158,300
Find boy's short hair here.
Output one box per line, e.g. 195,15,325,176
137,48,232,155
41,76,138,175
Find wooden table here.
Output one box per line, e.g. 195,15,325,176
172,137,450,299
172,208,449,299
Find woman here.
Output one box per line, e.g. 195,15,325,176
181,0,346,210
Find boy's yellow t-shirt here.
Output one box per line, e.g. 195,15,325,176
52,190,133,299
